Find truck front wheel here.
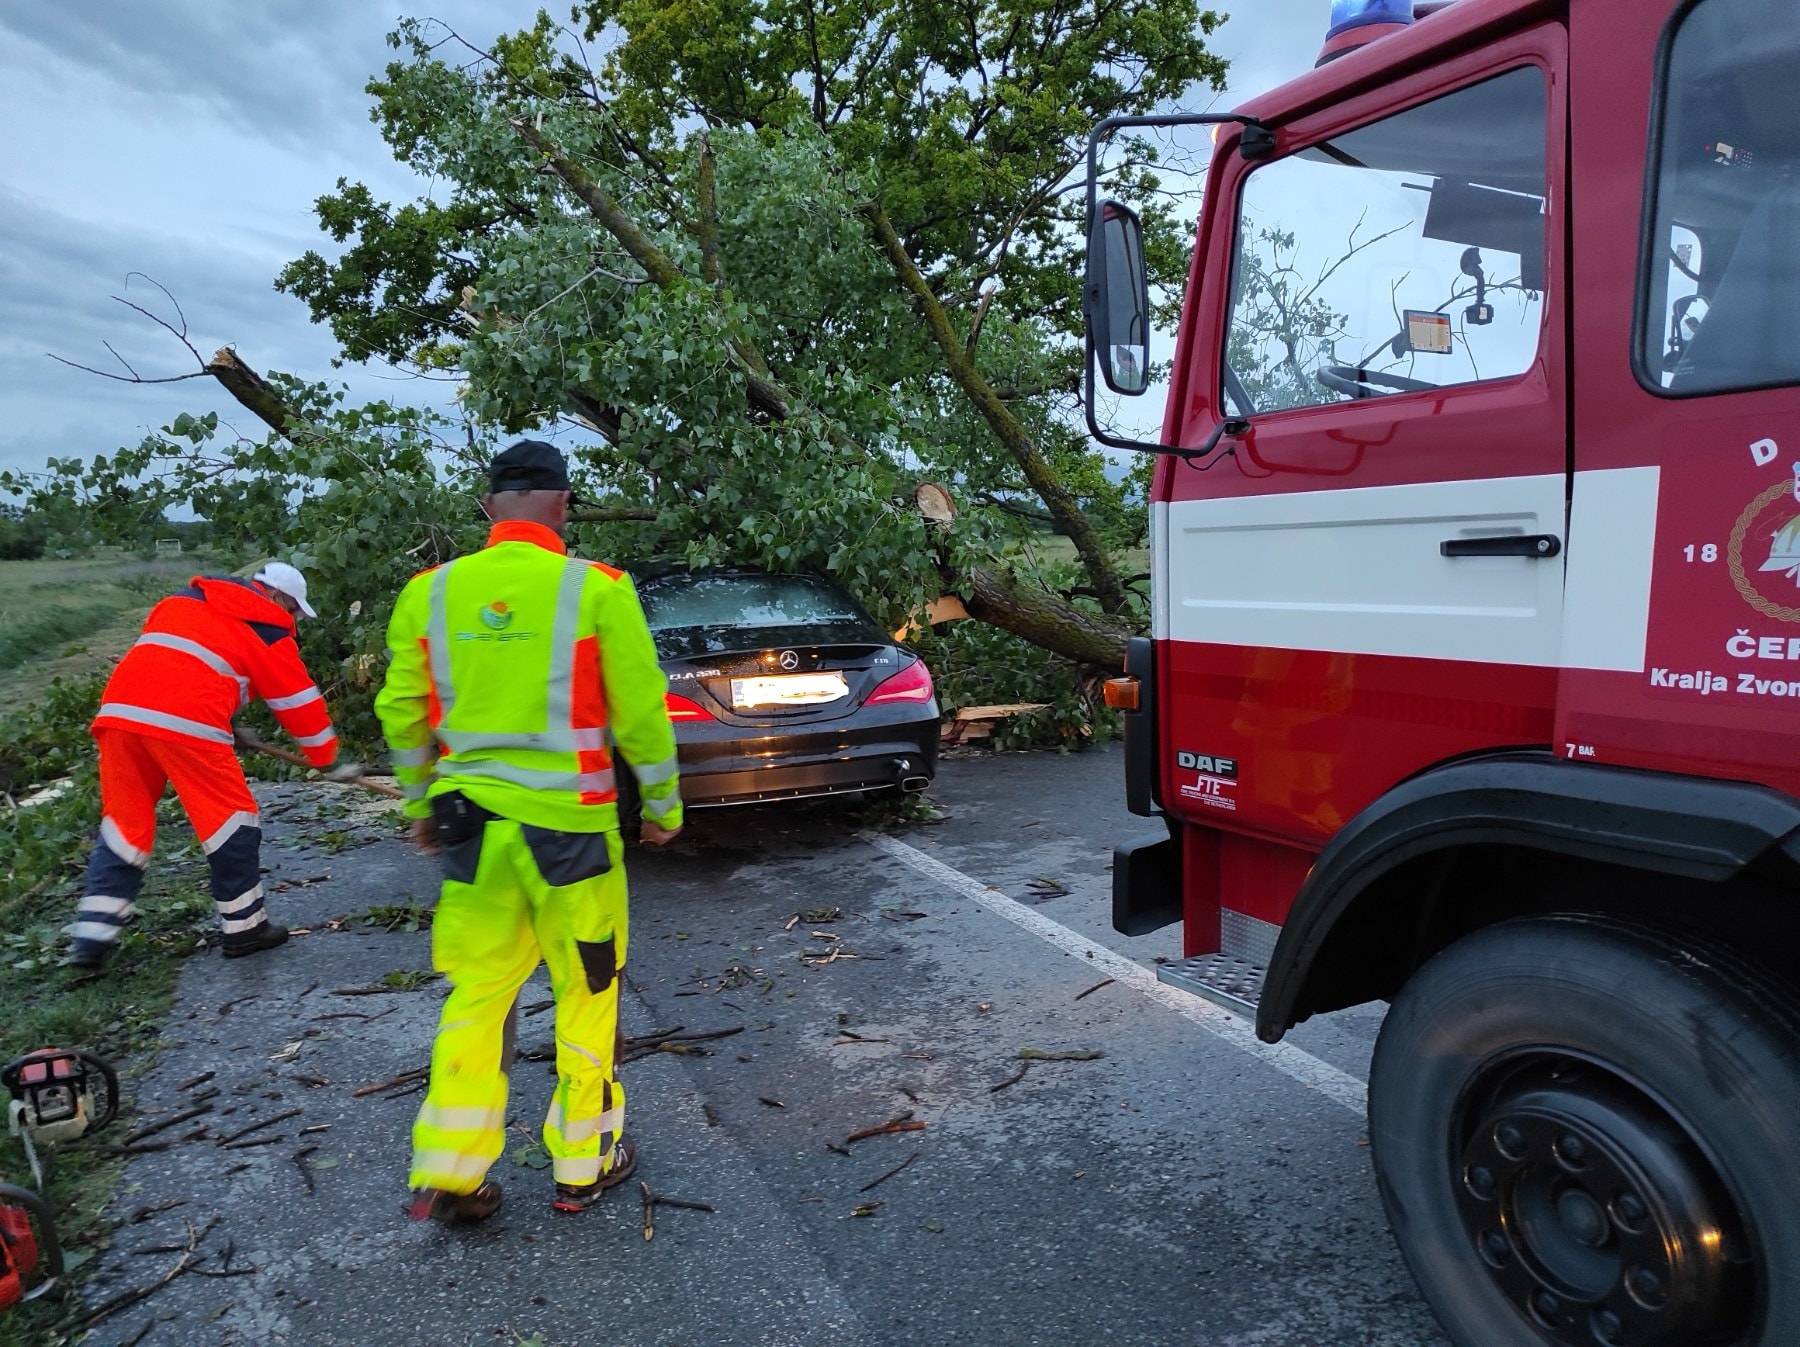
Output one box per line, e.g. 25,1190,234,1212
1369,916,1800,1347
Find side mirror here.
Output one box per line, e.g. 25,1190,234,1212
1084,200,1151,396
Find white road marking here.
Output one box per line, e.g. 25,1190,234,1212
861,831,1368,1115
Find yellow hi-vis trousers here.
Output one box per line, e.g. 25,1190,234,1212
409,818,628,1194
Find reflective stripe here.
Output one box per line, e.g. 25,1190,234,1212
547,1103,623,1145
544,558,590,731
219,908,267,935
426,563,456,717
392,745,436,767
411,1148,493,1186
439,728,578,754
640,789,682,822
202,811,260,854
418,1104,506,1134
435,726,610,756
100,816,150,868
552,1156,602,1185
78,895,136,917
135,633,249,700
265,685,322,712
293,727,336,748
403,780,430,802
437,757,614,796
557,1035,605,1072
632,753,680,788
69,921,126,944
96,703,233,745
216,884,264,917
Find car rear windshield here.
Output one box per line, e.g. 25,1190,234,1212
639,574,873,642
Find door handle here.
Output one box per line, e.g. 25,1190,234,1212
1440,534,1561,559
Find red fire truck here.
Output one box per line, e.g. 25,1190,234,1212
1085,0,1800,1342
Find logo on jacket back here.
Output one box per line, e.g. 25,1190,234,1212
458,599,536,643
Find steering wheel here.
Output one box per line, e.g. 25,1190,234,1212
1315,364,1437,399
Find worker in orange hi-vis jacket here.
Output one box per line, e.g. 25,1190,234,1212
67,561,361,969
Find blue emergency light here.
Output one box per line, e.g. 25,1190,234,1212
1327,0,1415,38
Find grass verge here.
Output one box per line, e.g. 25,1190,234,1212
0,679,214,1347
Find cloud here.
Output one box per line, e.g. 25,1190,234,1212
0,4,382,153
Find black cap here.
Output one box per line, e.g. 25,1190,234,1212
487,439,571,494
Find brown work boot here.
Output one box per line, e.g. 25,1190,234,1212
221,923,289,958
551,1135,637,1213
408,1181,503,1224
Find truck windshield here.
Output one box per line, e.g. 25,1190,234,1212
1224,66,1548,414
1641,0,1800,395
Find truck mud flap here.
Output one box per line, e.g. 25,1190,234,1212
1113,824,1180,937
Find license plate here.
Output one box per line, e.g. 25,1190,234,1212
730,672,848,709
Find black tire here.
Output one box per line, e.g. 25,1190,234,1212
1369,916,1800,1347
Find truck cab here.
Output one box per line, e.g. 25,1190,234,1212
1086,1,1800,1343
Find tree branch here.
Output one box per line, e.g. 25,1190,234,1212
694,132,726,292
514,118,790,417
861,201,1128,614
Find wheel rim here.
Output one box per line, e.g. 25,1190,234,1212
1452,1057,1755,1346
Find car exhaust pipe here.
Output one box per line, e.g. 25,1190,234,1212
893,757,930,793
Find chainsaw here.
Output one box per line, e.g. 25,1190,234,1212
0,1049,117,1308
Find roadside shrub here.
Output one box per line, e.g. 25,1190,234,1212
0,510,47,560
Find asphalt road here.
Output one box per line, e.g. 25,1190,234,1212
76,747,1449,1347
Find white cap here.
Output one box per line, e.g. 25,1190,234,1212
253,561,317,620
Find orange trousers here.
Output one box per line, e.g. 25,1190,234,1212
71,729,267,954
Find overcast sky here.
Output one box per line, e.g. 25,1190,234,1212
0,2,1324,481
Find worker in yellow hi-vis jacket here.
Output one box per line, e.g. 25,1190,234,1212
375,439,682,1222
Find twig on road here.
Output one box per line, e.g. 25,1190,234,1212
989,1062,1031,1093
72,1215,218,1330
845,1112,926,1145
352,1068,427,1098
1073,978,1115,1001
310,1006,397,1024
859,1150,920,1193
216,1107,302,1145
122,1104,212,1147
639,1179,715,1241
175,1071,215,1091
294,1144,318,1195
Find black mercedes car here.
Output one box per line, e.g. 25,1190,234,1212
627,568,939,810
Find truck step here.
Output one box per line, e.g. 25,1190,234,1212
1157,953,1266,1017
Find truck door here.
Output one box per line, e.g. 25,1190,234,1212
1162,23,1568,848
1560,0,1800,796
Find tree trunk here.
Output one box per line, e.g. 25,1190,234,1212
954,562,1129,670
860,203,1130,617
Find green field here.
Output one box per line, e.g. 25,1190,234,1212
0,552,202,708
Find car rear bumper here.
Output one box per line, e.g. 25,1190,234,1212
673,714,938,807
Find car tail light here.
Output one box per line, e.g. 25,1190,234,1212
665,692,716,722
867,659,934,705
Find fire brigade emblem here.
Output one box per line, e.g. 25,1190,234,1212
1729,463,1800,624
479,600,514,631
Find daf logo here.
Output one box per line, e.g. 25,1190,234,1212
778,650,801,671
